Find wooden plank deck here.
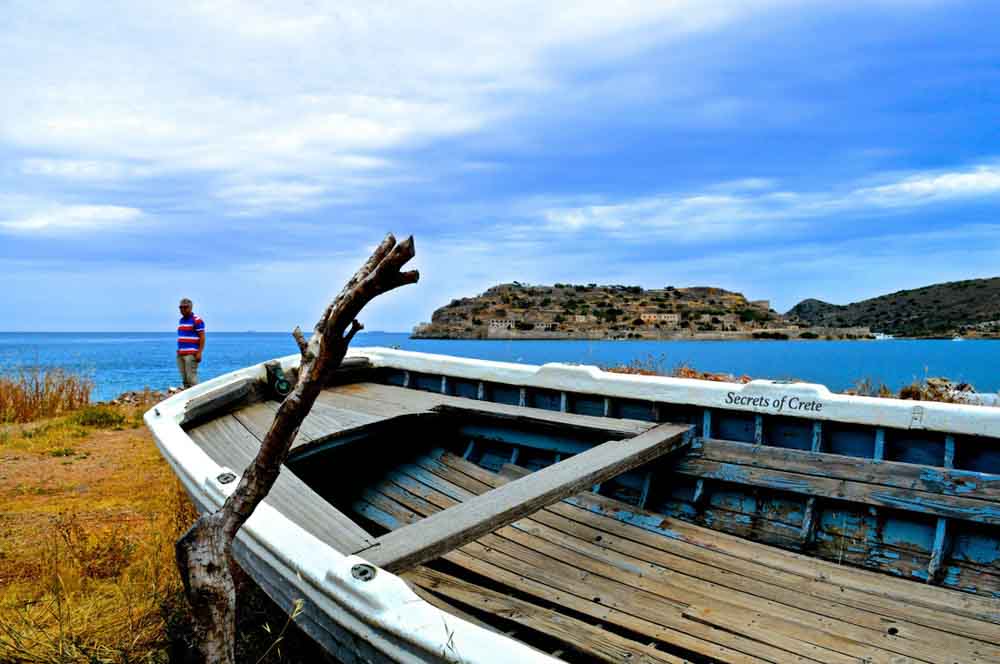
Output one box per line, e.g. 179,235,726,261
407,567,693,664
185,377,655,552
316,382,656,438
230,381,657,457
187,415,374,554
353,450,1000,664
359,422,691,571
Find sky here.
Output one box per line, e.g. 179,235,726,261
3,0,1000,332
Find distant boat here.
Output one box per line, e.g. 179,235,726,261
873,332,895,340
146,348,1000,663
953,336,964,341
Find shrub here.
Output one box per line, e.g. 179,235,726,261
799,331,819,339
72,406,126,429
740,309,768,323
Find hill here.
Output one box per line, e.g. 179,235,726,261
786,278,1000,337
414,282,799,340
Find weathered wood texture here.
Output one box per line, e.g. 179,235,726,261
316,381,655,438
181,378,261,428
679,438,1000,524
188,415,373,553
357,422,691,572
697,437,1000,502
406,567,693,664
180,357,373,429
226,379,654,464
354,450,1000,664
232,398,384,452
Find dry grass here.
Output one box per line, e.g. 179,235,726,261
0,401,189,663
604,355,753,383
0,400,335,663
0,368,93,424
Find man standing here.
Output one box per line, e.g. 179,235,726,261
177,298,206,388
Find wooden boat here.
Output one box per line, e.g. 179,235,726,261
145,348,1000,663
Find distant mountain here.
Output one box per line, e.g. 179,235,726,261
786,278,1000,336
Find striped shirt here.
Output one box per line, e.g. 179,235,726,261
177,315,205,355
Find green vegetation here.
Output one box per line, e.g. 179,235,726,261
786,277,1000,337
752,331,790,340
739,308,768,323
72,405,127,428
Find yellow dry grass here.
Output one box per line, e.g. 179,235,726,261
0,368,94,424
0,402,193,663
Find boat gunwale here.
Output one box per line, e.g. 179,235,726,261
358,346,1000,439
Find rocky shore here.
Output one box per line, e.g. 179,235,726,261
104,387,183,407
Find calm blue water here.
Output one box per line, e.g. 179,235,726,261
1,332,997,401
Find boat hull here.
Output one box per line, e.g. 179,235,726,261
147,347,1000,663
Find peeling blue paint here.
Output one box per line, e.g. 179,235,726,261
882,517,935,550
943,567,963,587
365,371,1000,601
353,501,402,531
951,528,1000,564
873,491,1000,524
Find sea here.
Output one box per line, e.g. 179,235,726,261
2,332,999,402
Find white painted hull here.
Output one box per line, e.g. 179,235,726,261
146,347,1000,663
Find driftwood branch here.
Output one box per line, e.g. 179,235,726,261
292,326,308,356
176,233,418,664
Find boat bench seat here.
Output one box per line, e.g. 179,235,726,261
354,450,1000,664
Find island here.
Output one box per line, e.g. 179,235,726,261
412,283,871,340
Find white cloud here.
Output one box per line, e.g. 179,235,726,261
214,180,333,216
0,203,143,232
712,178,777,192
856,165,1000,205
1,1,790,215
538,163,1000,239
20,158,153,180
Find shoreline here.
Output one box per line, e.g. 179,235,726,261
410,333,998,342
410,338,998,342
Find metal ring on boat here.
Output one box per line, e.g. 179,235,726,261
351,564,376,581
